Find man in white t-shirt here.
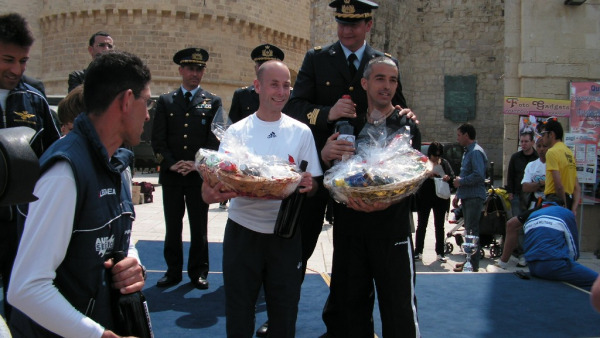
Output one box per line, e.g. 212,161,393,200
521,137,548,209
202,60,322,337
497,137,548,269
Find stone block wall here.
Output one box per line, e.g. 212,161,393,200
34,0,311,111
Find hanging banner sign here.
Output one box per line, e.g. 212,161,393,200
503,97,571,116
569,82,600,148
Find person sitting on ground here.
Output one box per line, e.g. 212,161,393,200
523,202,597,287
495,201,598,288
57,84,85,136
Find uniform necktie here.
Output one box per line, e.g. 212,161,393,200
184,91,192,103
348,53,357,78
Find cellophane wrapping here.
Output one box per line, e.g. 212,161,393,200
324,124,428,204
195,141,302,200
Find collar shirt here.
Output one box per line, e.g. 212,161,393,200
181,85,200,98
340,42,366,70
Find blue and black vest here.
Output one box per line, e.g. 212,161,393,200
10,114,134,337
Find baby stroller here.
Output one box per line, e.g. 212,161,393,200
479,186,509,258
444,207,464,255
444,162,510,258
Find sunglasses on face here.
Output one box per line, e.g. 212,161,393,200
144,98,156,110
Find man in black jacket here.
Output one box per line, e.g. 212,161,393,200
68,31,113,92
151,47,221,290
283,1,417,334
0,12,60,320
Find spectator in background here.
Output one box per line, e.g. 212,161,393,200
68,31,114,92
57,84,85,135
507,131,538,213
0,12,60,320
541,118,580,214
521,137,547,210
453,123,487,273
506,131,538,267
414,141,454,263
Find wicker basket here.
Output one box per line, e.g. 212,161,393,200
198,164,220,187
198,163,301,200
217,169,301,199
325,170,428,204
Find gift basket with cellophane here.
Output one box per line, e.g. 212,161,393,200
324,123,428,204
195,137,302,200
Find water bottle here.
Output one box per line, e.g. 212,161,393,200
333,95,355,164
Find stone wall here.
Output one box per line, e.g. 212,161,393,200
34,0,311,110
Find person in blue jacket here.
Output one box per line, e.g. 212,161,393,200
523,202,598,288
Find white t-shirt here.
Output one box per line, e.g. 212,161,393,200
521,159,546,199
222,113,322,234
8,161,140,338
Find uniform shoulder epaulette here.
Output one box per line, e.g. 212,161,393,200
240,86,248,90
314,46,322,51
384,52,392,58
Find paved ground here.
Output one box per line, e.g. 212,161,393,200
131,172,600,277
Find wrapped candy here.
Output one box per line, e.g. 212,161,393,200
324,123,428,204
195,144,302,200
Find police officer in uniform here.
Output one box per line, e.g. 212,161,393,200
229,43,285,123
152,47,221,289
283,0,417,335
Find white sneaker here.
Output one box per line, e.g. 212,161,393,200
517,256,528,267
437,254,447,262
414,253,422,260
494,260,508,269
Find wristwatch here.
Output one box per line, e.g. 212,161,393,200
139,264,147,280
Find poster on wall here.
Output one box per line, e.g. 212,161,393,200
519,115,544,138
565,133,598,184
569,82,600,202
569,82,600,155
